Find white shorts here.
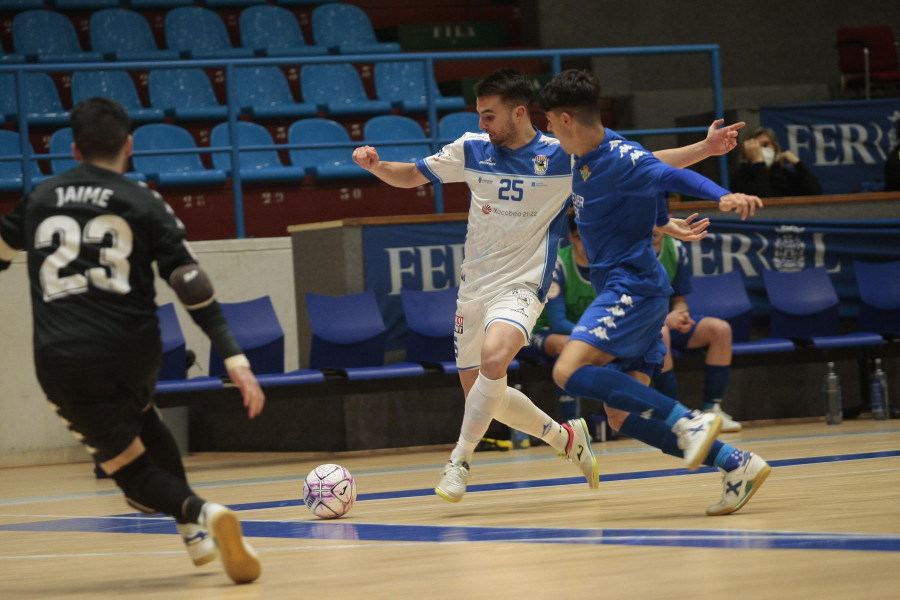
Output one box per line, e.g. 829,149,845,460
455,286,544,370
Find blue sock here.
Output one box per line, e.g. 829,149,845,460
654,369,680,400
619,413,723,467
703,365,730,409
566,365,689,426
714,445,744,471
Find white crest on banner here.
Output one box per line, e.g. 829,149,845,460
773,225,806,271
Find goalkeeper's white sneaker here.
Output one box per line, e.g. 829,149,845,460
435,457,470,503
706,403,742,433
673,410,722,471
199,503,261,584
562,418,599,489
177,523,217,566
707,452,771,516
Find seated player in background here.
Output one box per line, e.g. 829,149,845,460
652,225,741,432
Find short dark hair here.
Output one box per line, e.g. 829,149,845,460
70,97,131,162
538,69,605,125
473,68,534,109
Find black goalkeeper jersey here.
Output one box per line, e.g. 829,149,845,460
0,164,196,362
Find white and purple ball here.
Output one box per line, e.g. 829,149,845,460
302,463,357,519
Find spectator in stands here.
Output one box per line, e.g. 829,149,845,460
885,121,900,191
0,97,263,585
731,126,823,197
353,68,745,505
652,225,741,432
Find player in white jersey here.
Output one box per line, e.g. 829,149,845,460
353,68,744,504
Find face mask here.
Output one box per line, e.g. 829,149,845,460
761,146,776,167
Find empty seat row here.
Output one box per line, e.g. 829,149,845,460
0,112,481,191
5,4,397,63
0,63,465,126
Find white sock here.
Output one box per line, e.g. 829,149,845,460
450,372,507,463
494,385,569,453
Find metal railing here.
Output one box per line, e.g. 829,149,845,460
0,44,725,238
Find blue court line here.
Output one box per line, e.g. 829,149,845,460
2,516,899,553
2,450,898,554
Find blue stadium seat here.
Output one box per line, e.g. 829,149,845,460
210,121,307,183
374,61,466,114
762,267,884,349
154,302,223,394
205,0,267,7
1,0,45,9
165,7,255,59
129,0,193,8
208,295,325,386
239,4,328,57
439,111,480,143
0,130,43,193
300,63,392,117
0,72,70,127
70,70,166,124
306,290,425,380
132,123,227,187
363,115,431,164
854,260,900,338
1,38,26,65
52,0,120,10
148,68,228,121
401,287,459,373
231,66,317,120
89,9,181,62
287,118,369,180
685,271,795,355
48,127,146,181
12,10,104,63
310,3,400,54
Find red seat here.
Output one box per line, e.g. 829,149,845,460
837,26,900,98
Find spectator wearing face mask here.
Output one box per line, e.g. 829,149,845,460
730,126,823,197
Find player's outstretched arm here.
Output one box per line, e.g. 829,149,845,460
660,213,710,242
718,193,763,221
352,145,430,189
654,119,745,169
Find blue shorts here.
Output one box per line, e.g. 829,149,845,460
669,313,704,352
569,289,667,379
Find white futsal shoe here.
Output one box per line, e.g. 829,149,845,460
706,403,742,433
673,410,722,471
562,418,600,489
707,452,771,516
199,503,261,584
435,457,470,503
177,522,218,566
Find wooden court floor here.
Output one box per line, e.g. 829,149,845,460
1,419,899,599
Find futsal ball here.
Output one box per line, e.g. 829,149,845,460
303,463,357,519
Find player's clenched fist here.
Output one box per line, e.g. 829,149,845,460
353,145,380,170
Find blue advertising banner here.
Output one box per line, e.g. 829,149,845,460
685,218,900,320
363,221,468,349
363,218,900,350
760,98,900,194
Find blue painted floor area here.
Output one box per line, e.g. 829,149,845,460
3,450,899,554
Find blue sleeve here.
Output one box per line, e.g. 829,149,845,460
658,167,730,202
546,295,576,334
656,193,669,227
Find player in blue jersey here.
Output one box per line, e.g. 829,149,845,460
539,69,770,515
354,68,745,505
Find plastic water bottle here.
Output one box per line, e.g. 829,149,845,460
871,358,889,420
823,362,842,425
